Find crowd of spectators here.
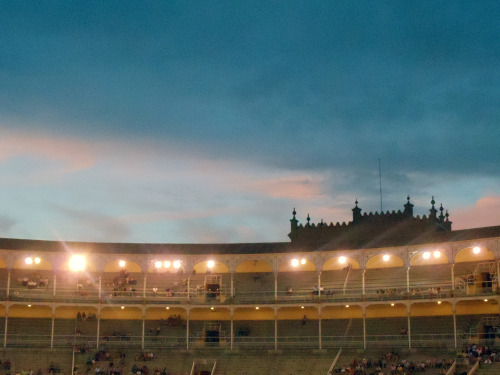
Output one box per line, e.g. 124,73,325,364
331,351,455,375
105,270,138,298
77,311,97,322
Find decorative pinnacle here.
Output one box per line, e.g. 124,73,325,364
355,199,358,207
407,195,410,202
292,207,296,218
431,196,435,206
439,204,444,212
306,213,310,223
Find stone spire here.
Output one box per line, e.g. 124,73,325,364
352,199,362,223
403,195,414,217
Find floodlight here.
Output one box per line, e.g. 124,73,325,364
69,254,86,272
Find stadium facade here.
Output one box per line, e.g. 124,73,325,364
0,197,499,352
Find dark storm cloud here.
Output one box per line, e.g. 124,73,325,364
1,2,499,178
0,1,499,243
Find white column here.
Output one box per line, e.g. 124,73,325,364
3,313,8,348
453,306,457,349
6,269,11,298
96,314,100,349
186,311,190,350
187,277,190,301
407,312,411,349
363,311,366,350
274,309,278,350
51,314,55,349
451,264,455,290
406,267,410,294
143,274,147,299
141,310,145,350
230,310,234,350
318,308,322,350
53,273,57,296
98,275,102,300
362,269,366,295
231,273,234,298
274,273,278,301
318,272,321,298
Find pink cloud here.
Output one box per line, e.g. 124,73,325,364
451,195,500,230
0,128,96,174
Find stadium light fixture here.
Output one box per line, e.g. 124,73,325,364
207,260,215,269
300,258,306,265
339,256,347,264
164,261,171,268
473,247,481,254
25,257,33,265
173,260,181,269
422,252,431,260
433,250,441,258
383,254,390,262
69,254,86,272
34,257,41,264
154,261,162,269
119,260,126,267
291,259,299,267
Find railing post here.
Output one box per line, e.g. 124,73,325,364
51,311,55,349
274,272,278,301
96,312,100,349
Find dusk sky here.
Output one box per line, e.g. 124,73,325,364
1,1,499,244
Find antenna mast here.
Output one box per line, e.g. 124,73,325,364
379,158,383,212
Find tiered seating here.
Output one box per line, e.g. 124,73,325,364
10,269,53,302
6,317,52,347
277,271,317,302
320,269,349,300
409,264,452,298
145,272,188,301
99,319,142,347
101,271,143,303
364,267,407,300
233,272,274,304
344,268,364,298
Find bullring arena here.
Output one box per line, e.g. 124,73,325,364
0,197,499,375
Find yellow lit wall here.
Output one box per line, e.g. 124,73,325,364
323,257,360,270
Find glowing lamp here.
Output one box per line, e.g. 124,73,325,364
339,256,346,264
383,254,390,262
69,254,86,272
291,259,299,267
300,258,306,265
433,251,441,259
25,257,33,265
34,257,41,264
422,252,431,260
173,260,181,269
164,261,171,268
207,260,215,269
473,247,481,254
154,261,162,269
119,260,126,267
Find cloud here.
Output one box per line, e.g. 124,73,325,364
50,204,131,242
451,195,500,230
0,127,96,185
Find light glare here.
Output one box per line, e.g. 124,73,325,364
69,254,86,272
164,261,171,268
433,250,441,258
173,260,181,269
207,260,215,269
154,261,162,269
25,257,33,265
291,259,299,267
339,256,346,264
382,254,390,262
423,252,431,260
119,260,126,267
473,247,481,254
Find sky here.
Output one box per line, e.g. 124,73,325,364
1,1,499,244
